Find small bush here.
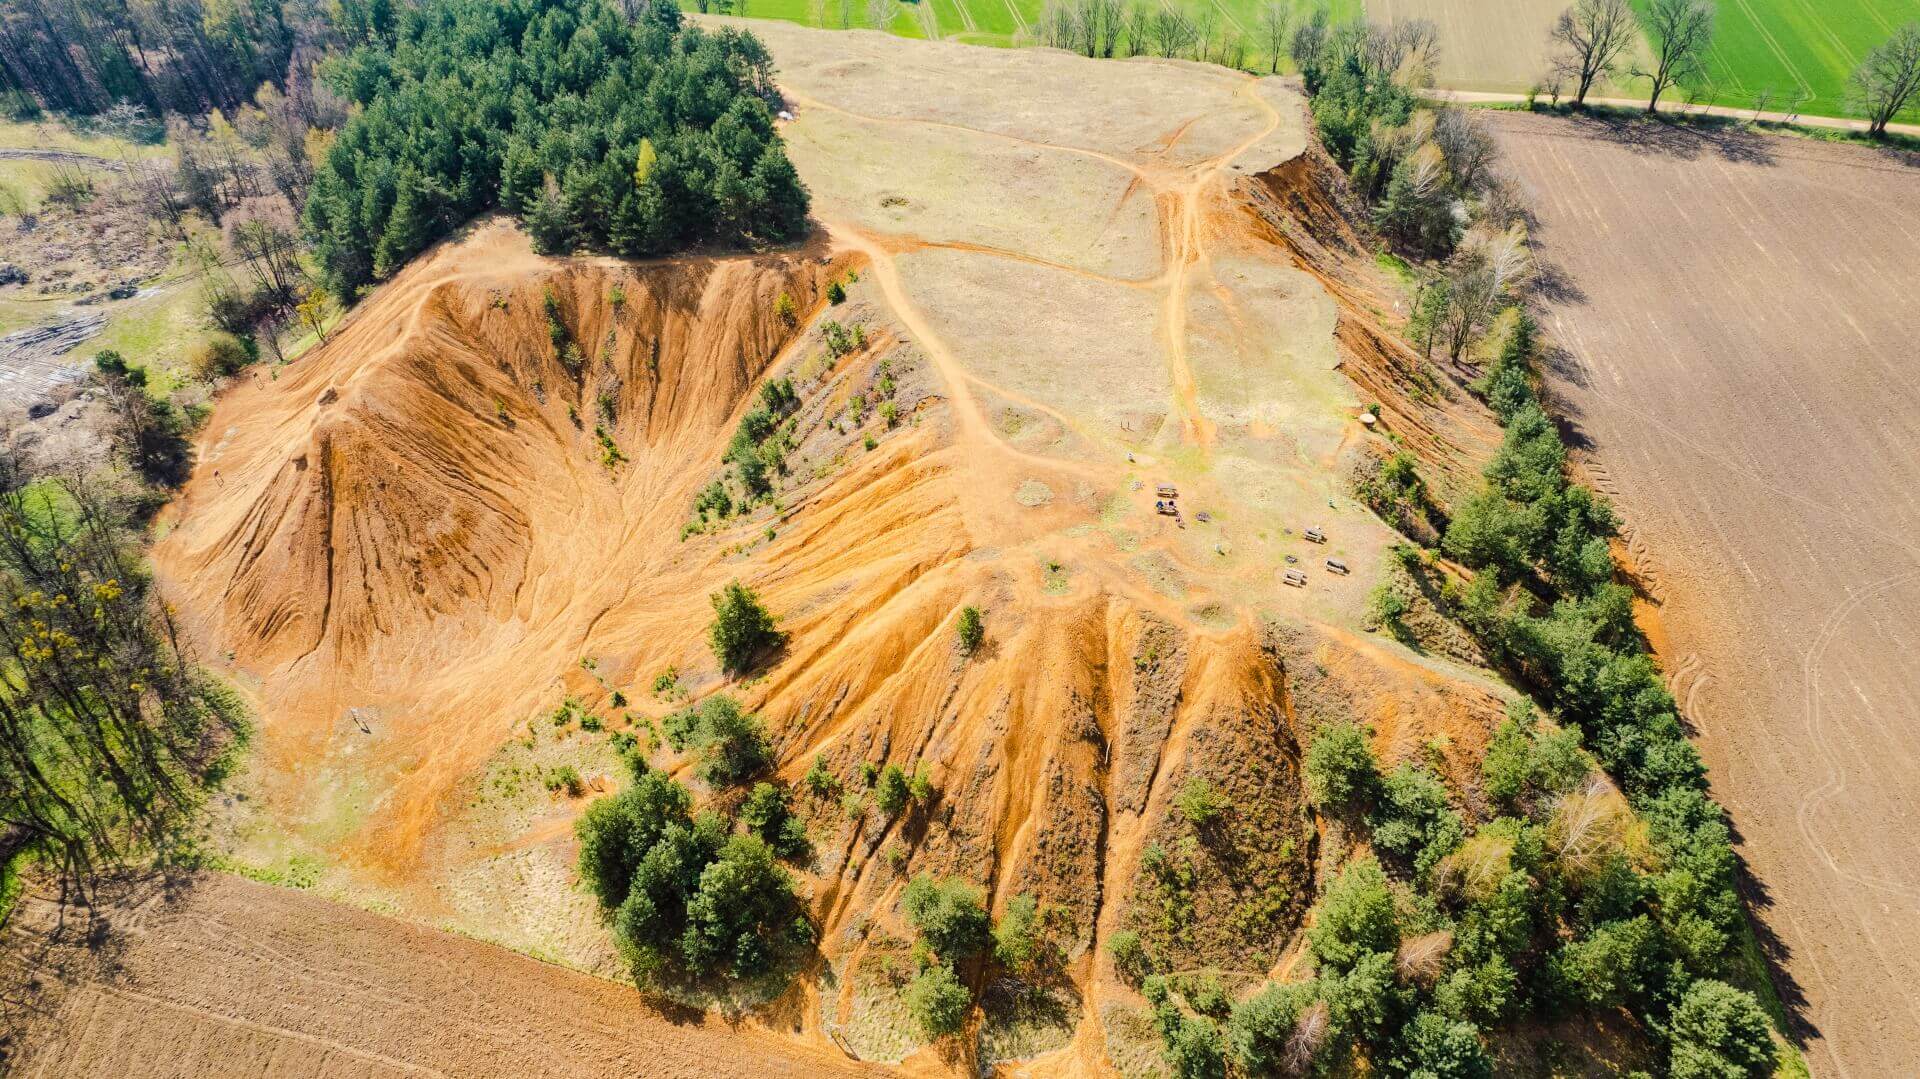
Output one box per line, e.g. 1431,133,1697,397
1173,777,1229,827
708,580,785,675
902,875,991,963
904,962,970,1037
875,763,912,817
1108,929,1156,985
740,781,811,861
804,756,839,797
546,764,584,796
774,292,796,324
1667,979,1778,1079
662,696,773,787
956,605,984,655
993,894,1042,970
826,279,847,304
1306,859,1399,974
1304,722,1379,809
189,333,255,380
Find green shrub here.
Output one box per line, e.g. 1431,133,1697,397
545,764,584,796
1108,929,1154,985
739,782,810,861
190,332,255,380
803,755,838,797
661,696,772,787
955,605,984,655
1225,980,1320,1074
874,763,911,817
1173,777,1229,827
904,962,970,1037
1143,976,1228,1079
1307,859,1399,974
1304,722,1378,809
1667,979,1778,1079
708,580,785,675
902,875,991,963
992,894,1041,970
1548,915,1658,1009
1369,764,1466,877
678,833,811,980
826,279,846,304
575,767,692,909
1393,1009,1492,1078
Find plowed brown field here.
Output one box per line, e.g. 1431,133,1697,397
1492,109,1920,1077
1,873,880,1077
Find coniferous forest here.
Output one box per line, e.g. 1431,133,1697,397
304,0,811,294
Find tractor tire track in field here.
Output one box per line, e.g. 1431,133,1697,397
1492,107,1920,1077
2,874,882,1078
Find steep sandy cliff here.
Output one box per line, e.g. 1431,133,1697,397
154,23,1520,1072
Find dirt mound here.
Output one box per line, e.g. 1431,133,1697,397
156,219,850,870
152,24,1523,1071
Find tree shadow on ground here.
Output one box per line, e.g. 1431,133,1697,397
1558,110,1779,167
1725,815,1819,1049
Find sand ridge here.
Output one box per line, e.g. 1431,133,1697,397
135,24,1525,1071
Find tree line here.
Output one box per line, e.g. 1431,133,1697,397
0,457,248,903
304,0,809,297
1545,0,1920,137
0,0,319,119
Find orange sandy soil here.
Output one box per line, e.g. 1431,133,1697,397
125,24,1517,1074
1492,108,1920,1076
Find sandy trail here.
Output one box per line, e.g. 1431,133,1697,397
800,70,1285,462
1491,108,1920,1077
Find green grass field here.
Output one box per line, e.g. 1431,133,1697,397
707,0,1360,51
713,0,1916,123
1633,0,1920,119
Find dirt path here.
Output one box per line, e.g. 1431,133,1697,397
1430,88,1920,138
1,874,884,1077
1490,107,1920,1077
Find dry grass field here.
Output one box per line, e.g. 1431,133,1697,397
1367,0,1566,94
1492,108,1920,1077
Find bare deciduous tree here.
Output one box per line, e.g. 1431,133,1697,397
1432,106,1498,193
1149,7,1196,59
1633,0,1714,115
1393,18,1441,87
1122,3,1150,56
1548,0,1637,107
1038,0,1079,50
1257,1,1292,74
1098,0,1121,57
1851,21,1920,138
1440,224,1532,361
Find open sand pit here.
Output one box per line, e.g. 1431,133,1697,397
1492,108,1920,1076
125,23,1525,1072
